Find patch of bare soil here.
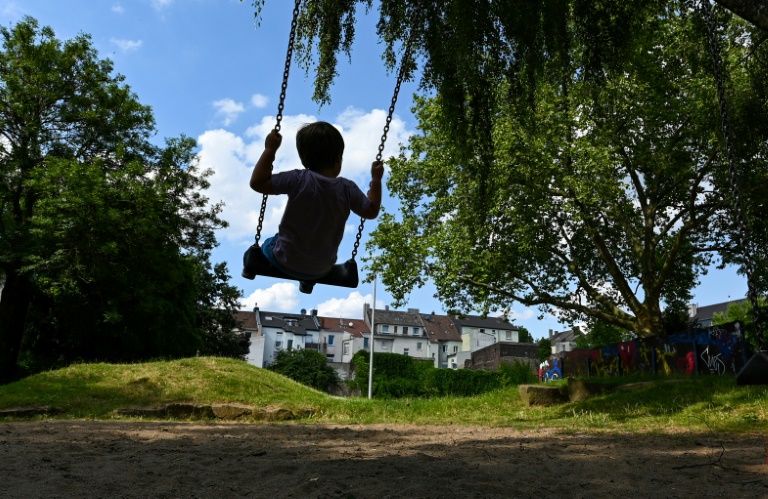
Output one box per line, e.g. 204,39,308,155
0,421,766,498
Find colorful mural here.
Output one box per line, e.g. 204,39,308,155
561,322,747,379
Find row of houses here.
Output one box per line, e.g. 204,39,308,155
235,304,527,373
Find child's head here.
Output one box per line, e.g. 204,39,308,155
296,121,344,172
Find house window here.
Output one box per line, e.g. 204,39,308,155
506,331,512,340
381,325,389,333
417,342,423,350
442,345,447,352
480,328,485,333
394,326,398,334
287,339,293,350
328,335,335,345
404,348,410,356
453,346,458,353
343,343,350,355
364,338,369,348
275,341,282,349
403,326,409,335
413,327,420,335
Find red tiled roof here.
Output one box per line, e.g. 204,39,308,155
318,316,370,337
421,313,462,343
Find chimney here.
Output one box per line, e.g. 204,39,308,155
311,309,317,316
301,308,307,316
385,305,389,311
549,329,553,340
363,303,371,327
687,303,698,318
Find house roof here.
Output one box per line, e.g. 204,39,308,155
450,314,518,331
233,310,258,330
420,312,462,343
691,299,746,322
551,328,581,344
367,307,424,328
256,309,321,336
317,317,370,337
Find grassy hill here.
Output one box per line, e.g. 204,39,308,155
0,357,765,433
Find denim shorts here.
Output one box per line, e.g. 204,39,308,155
261,235,329,281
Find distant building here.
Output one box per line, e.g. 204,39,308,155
363,304,431,361
420,312,462,368
688,299,746,328
549,328,582,355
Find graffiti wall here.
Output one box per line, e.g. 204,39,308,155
561,322,748,378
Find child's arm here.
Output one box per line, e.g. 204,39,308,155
361,160,384,219
250,130,282,194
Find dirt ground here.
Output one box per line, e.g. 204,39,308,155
0,421,766,498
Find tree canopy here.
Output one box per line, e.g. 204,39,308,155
253,1,768,343
0,18,244,381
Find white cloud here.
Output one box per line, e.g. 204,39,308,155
112,4,125,14
110,38,143,53
151,0,173,10
0,3,23,19
335,106,410,180
251,94,268,108
316,291,385,319
241,282,300,312
212,98,245,127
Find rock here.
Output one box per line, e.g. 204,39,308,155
163,403,216,420
567,378,613,401
0,406,65,418
519,384,568,406
211,404,253,420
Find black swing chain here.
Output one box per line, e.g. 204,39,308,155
255,0,302,245
351,24,417,260
693,0,764,348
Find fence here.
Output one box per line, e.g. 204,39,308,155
559,321,748,378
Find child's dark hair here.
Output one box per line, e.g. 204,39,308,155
296,121,344,172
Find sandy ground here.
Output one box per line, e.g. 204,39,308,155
0,421,766,498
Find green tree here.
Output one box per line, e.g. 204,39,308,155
0,18,237,380
253,1,768,341
268,348,340,392
575,321,632,349
537,338,552,363
517,326,533,343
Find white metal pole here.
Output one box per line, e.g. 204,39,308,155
368,272,376,399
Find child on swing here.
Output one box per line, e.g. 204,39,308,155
250,121,383,293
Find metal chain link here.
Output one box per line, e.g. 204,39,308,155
352,27,416,260
254,0,302,245
698,0,764,348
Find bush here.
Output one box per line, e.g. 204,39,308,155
351,352,536,399
498,360,537,385
268,348,340,392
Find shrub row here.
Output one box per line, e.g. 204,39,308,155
351,351,536,398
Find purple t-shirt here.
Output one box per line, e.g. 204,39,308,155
270,169,371,277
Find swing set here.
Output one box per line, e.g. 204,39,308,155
241,0,415,292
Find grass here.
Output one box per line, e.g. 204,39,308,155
0,357,766,433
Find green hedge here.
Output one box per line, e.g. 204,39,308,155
350,352,535,398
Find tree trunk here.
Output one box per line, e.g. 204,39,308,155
0,269,32,382
716,0,768,31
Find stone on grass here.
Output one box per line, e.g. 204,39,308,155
519,384,568,406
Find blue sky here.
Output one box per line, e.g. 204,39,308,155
2,0,749,340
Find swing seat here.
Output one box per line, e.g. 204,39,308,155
241,243,359,292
